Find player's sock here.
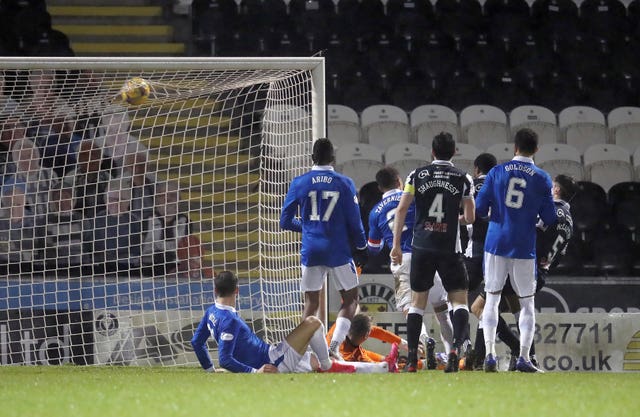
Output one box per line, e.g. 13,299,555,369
451,304,469,352
497,315,520,354
435,309,454,353
350,362,388,373
483,292,500,357
329,316,350,355
474,325,485,369
407,307,424,364
309,326,332,371
518,296,535,360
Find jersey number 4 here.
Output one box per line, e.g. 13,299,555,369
308,190,339,221
505,178,527,209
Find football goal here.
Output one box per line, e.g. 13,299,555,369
0,57,325,366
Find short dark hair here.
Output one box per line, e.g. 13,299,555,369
514,128,538,155
311,138,335,165
474,153,497,175
214,270,238,297
554,174,578,202
432,131,456,161
375,166,400,191
347,314,372,343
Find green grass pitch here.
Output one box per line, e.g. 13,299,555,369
1,367,639,417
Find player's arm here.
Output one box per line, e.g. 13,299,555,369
390,192,413,265
190,313,216,372
369,325,402,344
367,208,383,255
539,175,558,227
474,170,492,218
279,180,302,232
217,319,257,373
460,173,476,225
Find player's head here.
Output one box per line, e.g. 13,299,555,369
514,128,538,156
214,270,238,297
553,174,578,202
431,131,456,161
311,138,335,165
375,166,402,192
474,153,497,176
346,313,372,346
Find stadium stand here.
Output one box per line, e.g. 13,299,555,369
361,104,410,150
608,106,640,154
559,106,608,155
327,105,362,148
486,143,515,163
535,143,584,181
334,143,384,190
460,105,509,150
451,143,481,175
509,105,559,146
583,144,634,193
410,104,459,147
384,143,431,177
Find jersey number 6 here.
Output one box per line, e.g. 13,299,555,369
505,177,527,209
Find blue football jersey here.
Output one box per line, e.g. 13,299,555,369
191,303,271,373
367,189,415,254
280,165,367,267
476,156,557,259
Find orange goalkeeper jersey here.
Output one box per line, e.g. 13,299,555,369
326,323,402,362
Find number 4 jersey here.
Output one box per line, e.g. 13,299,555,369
476,156,557,259
404,160,474,254
280,165,367,267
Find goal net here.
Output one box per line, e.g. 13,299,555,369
0,57,325,366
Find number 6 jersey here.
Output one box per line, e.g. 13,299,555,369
476,155,557,259
404,160,474,254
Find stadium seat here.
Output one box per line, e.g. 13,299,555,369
262,104,311,180
327,105,361,148
361,105,410,151
341,70,389,112
451,143,481,175
484,69,530,112
288,0,336,35
460,105,509,150
386,0,434,39
414,29,458,78
434,0,484,41
336,0,387,43
390,69,437,112
535,143,584,181
536,70,582,113
463,33,510,76
558,106,607,155
485,143,514,164
509,32,555,77
192,0,240,54
384,143,431,177
239,0,289,33
440,68,486,112
583,144,633,193
410,104,459,147
608,181,640,238
581,71,619,114
335,143,384,190
483,0,531,42
592,224,635,276
607,107,640,155
579,0,628,43
363,32,410,77
570,181,609,240
509,105,559,146
530,0,579,41
556,34,611,80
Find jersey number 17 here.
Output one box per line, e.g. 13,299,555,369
308,190,339,221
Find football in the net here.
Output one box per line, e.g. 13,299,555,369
120,77,151,105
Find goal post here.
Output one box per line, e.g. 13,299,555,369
0,57,324,366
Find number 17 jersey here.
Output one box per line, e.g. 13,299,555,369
280,165,367,267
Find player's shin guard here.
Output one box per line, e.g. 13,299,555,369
451,305,469,352
483,293,501,357
518,296,536,360
310,326,332,371
497,315,520,353
407,308,424,364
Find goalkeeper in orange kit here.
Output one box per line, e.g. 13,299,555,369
327,313,433,372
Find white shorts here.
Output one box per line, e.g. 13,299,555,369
391,252,448,312
483,252,536,297
301,262,359,292
268,340,311,373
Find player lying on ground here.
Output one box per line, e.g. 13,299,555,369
191,271,385,373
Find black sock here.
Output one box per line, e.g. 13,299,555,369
407,313,423,363
451,308,469,352
474,326,485,360
530,341,536,356
497,315,520,353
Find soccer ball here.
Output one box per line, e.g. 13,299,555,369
120,77,150,105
